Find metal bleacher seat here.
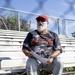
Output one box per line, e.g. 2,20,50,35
0,29,28,74
59,35,75,68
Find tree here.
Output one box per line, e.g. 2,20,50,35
0,12,30,31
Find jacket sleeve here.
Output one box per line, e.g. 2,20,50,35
53,34,62,53
22,32,32,51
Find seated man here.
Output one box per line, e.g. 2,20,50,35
22,15,63,75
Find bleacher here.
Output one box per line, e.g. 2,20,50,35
58,35,75,68
0,29,75,75
0,29,28,74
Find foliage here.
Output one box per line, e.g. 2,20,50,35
65,67,75,72
39,69,52,75
39,67,75,75
72,32,75,37
0,12,30,31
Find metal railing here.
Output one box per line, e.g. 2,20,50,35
0,7,75,37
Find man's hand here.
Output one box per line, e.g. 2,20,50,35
47,50,60,64
47,57,53,64
26,52,33,58
22,49,33,58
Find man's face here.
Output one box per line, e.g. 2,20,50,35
37,19,48,32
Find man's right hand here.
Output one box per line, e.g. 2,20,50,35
22,49,33,58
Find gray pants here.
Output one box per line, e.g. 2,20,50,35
26,57,63,75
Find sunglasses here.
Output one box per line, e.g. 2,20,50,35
37,19,46,22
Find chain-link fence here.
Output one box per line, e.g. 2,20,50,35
0,7,75,37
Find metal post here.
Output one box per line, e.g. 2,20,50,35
57,18,60,34
65,21,68,36
62,19,66,35
18,11,20,31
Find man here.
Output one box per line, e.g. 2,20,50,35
22,15,63,75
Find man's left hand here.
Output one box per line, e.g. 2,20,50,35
47,57,53,64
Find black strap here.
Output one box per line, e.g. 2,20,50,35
35,30,54,47
30,30,54,46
